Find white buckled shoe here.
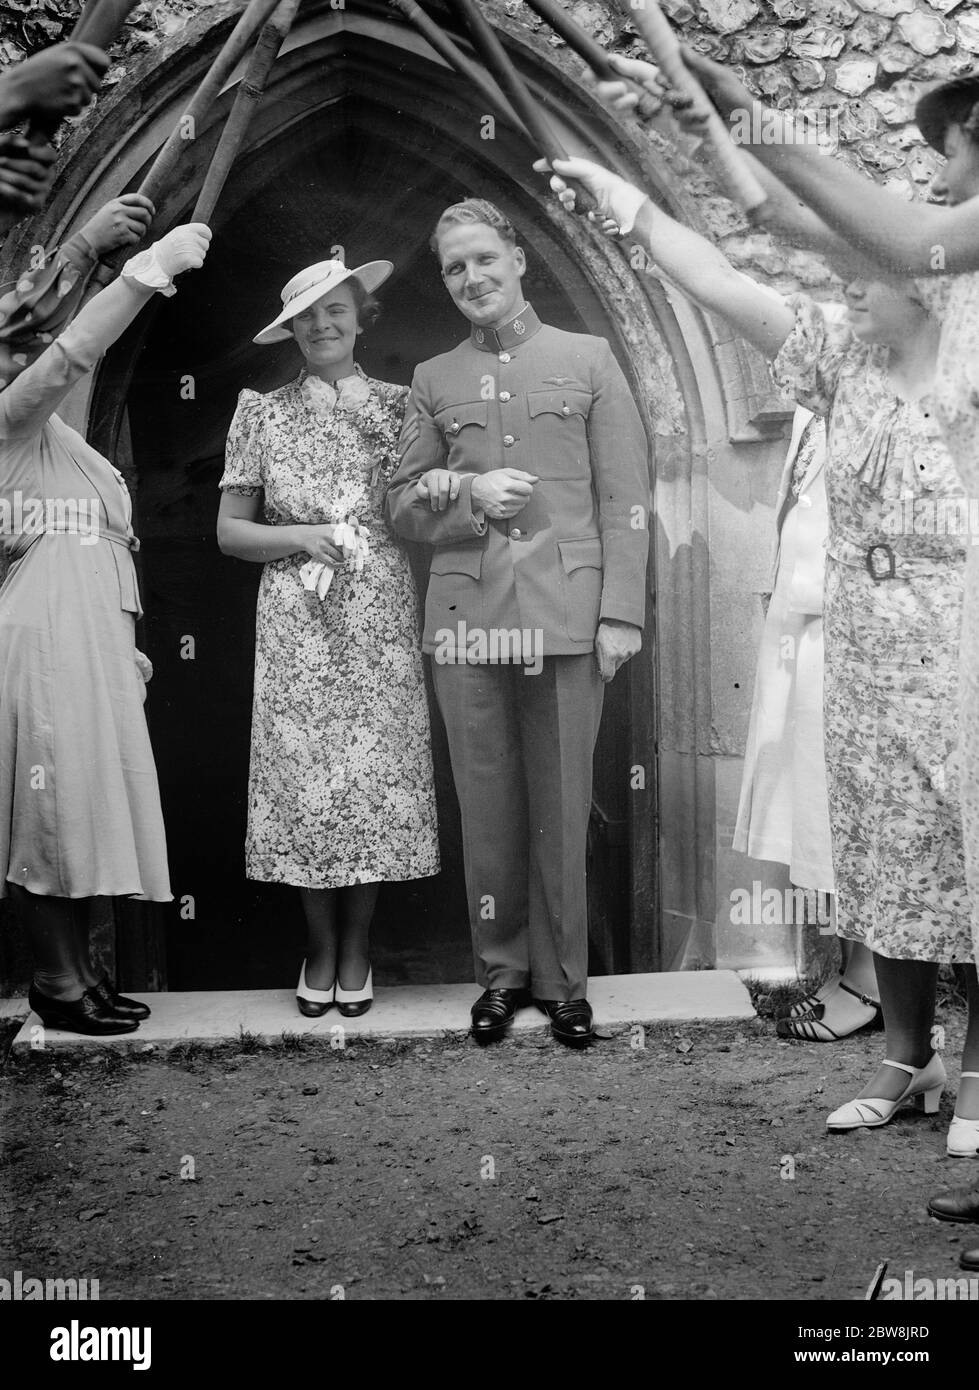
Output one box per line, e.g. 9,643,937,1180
827,1054,946,1131
296,960,335,1018
948,1072,979,1157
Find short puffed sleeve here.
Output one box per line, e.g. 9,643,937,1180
220,389,266,496
771,295,857,418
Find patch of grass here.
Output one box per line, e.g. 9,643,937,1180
236,1028,265,1054
274,1031,321,1053
744,974,825,1021
938,965,970,1012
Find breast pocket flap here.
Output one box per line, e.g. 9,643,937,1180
528,388,592,421
435,401,488,436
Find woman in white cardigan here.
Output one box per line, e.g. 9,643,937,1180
734,399,880,1040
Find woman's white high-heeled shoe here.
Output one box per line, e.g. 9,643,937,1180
826,1054,946,1131
948,1072,979,1157
335,967,373,1018
296,961,335,1018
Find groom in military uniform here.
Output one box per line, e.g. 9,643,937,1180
387,198,650,1046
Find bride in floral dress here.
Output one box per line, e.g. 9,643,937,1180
217,259,439,1019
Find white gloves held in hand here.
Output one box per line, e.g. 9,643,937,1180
300,523,371,603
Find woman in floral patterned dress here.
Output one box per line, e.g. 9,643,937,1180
651,48,979,1161
217,259,439,1018
544,148,979,1140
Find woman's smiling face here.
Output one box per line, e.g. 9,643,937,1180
291,281,362,378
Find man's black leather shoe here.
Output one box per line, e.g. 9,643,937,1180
961,1247,979,1271
928,1185,979,1224
535,998,594,1048
470,988,527,1044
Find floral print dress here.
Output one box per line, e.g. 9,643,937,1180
220,367,440,889
773,297,972,962
933,271,979,966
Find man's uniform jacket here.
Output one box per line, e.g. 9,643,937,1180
385,305,651,654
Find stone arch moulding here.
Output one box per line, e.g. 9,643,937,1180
0,0,786,971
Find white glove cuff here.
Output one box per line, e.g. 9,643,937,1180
121,246,177,298
610,181,647,237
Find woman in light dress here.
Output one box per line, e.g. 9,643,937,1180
0,211,211,1035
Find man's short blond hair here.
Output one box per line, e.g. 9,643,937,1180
430,198,517,255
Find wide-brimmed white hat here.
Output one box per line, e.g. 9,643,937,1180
253,259,393,344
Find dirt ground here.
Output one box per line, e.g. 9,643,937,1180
2,1002,977,1302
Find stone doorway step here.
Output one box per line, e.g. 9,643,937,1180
5,971,755,1053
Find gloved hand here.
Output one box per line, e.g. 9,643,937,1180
152,223,212,278
122,223,211,297
80,194,155,257
536,156,647,236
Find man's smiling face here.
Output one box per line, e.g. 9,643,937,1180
437,221,526,330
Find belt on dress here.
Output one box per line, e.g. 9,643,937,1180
829,538,966,583
3,521,140,562
44,521,140,551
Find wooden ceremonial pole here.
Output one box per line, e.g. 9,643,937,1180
192,0,302,223
70,0,144,47
136,0,284,213
70,0,283,299
388,0,518,127
614,0,767,213
519,0,657,118
444,0,595,211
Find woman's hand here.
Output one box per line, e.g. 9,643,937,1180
601,56,667,110
670,47,755,121
298,524,343,567
607,48,749,127
0,133,56,215
81,194,155,256
535,156,646,234
153,223,212,278
1,41,109,124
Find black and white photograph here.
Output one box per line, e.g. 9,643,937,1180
2,0,979,1341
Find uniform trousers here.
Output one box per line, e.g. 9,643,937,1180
432,654,604,1000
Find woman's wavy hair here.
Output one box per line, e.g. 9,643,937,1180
346,274,382,330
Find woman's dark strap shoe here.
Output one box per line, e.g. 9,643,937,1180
28,983,139,1036
775,981,882,1042
91,976,151,1020
927,1184,979,1224
535,998,594,1047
